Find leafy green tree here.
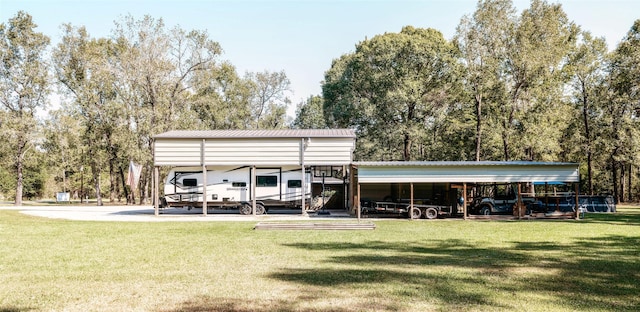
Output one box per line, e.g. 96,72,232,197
53,24,119,206
191,61,252,130
323,26,460,161
112,15,223,203
0,11,50,205
500,0,578,161
564,31,608,195
455,0,516,161
245,70,291,129
606,19,640,202
292,95,327,129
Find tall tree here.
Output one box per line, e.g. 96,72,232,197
565,31,608,195
496,0,578,160
246,70,291,129
455,0,516,161
112,15,222,203
191,61,252,130
323,26,460,161
606,19,640,202
53,24,120,206
0,11,50,206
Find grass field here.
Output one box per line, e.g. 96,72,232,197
1,206,639,312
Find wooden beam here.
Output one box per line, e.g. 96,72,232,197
410,182,414,220
575,183,580,219
463,182,467,220
300,138,307,216
252,165,257,216
357,183,361,221
202,139,207,216
154,166,159,216
517,183,522,220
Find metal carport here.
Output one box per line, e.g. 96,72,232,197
352,161,581,220
152,129,356,216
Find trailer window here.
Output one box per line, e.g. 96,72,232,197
232,182,247,187
183,178,198,187
257,176,277,187
288,180,302,188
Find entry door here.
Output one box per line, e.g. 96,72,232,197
286,179,302,202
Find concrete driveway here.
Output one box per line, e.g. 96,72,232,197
1,205,353,222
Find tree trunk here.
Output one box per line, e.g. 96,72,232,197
475,94,482,161
109,159,116,203
611,157,619,204
403,132,412,161
14,135,26,206
91,159,103,206
628,163,633,202
581,82,594,195
119,166,130,204
15,154,23,206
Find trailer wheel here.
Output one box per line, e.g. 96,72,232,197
410,207,422,219
239,203,252,215
256,203,266,215
424,207,438,219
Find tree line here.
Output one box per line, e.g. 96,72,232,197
1,0,638,205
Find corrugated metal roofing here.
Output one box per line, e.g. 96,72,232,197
354,161,578,167
355,161,580,183
154,129,356,139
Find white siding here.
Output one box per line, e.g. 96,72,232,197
154,139,202,166
154,136,354,166
304,137,354,165
357,164,580,183
203,139,300,165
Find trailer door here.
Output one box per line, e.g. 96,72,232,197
286,179,302,202
231,182,248,201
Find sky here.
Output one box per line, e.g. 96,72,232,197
1,0,639,117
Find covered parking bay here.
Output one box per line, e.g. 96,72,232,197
152,129,356,216
352,161,581,220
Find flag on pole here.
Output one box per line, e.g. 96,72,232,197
126,160,143,191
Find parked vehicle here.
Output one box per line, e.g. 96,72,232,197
161,166,311,214
361,199,453,219
469,183,535,215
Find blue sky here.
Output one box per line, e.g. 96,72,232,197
1,0,639,116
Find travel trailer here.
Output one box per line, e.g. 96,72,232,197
161,166,311,214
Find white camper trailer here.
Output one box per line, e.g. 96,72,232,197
161,166,311,214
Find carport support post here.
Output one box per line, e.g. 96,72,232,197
252,165,257,216
357,183,361,221
201,139,207,216
410,183,414,220
154,166,159,216
575,183,580,219
517,183,523,220
463,182,467,220
300,137,308,216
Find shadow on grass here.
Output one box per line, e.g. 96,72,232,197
159,296,399,312
0,307,33,312
272,235,640,311
581,210,640,226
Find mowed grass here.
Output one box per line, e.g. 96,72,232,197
1,206,639,312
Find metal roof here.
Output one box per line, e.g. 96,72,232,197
354,161,578,167
154,129,356,139
355,161,580,183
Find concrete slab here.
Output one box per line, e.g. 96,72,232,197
0,205,355,222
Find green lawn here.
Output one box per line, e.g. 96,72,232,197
1,206,639,312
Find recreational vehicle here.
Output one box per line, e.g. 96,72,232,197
161,166,311,214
